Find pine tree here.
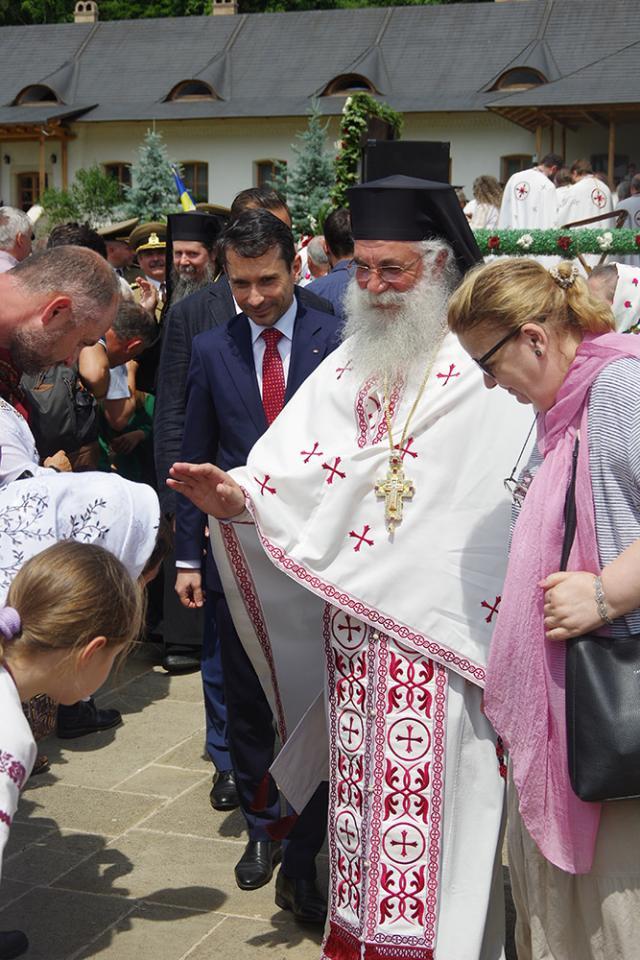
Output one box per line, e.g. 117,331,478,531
124,130,180,221
275,102,336,238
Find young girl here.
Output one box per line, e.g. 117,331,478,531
0,540,145,957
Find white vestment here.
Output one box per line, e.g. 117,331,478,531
210,333,530,960
497,168,557,229
561,176,613,228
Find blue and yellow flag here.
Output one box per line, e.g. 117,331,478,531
171,165,196,212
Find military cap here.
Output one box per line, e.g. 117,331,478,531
128,222,167,253
98,217,139,242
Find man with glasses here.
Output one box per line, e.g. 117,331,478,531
169,176,530,960
0,206,33,273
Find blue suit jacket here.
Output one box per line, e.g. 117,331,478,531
175,296,341,587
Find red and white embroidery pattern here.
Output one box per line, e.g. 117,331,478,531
355,378,403,449
219,525,288,741
436,364,460,386
515,181,530,200
323,605,446,960
0,751,27,789
591,187,607,209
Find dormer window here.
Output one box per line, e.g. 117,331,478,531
167,80,217,101
492,68,546,92
14,84,59,105
322,74,376,97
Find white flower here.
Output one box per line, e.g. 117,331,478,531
308,215,317,230
341,96,353,114
333,140,342,151
516,233,534,250
596,231,613,250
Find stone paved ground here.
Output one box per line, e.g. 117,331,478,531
0,644,515,959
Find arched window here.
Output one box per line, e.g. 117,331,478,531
14,84,59,105
492,68,546,92
167,80,217,101
322,74,376,97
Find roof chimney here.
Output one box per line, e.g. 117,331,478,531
212,0,238,15
74,1,98,23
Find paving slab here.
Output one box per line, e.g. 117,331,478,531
138,777,247,841
187,915,324,960
154,731,212,773
72,901,225,960
16,781,164,835
3,829,105,886
0,887,133,960
114,764,209,799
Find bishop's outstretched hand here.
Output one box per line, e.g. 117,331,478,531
167,462,245,519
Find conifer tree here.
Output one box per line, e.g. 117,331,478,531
274,102,336,238
124,130,180,220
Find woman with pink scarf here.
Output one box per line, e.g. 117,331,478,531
448,257,640,960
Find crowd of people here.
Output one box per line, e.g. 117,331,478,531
1,154,640,960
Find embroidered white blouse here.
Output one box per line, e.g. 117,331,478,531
0,664,36,881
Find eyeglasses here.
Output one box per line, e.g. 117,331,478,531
473,324,524,379
350,255,421,286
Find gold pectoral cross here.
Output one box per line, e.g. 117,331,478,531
375,455,415,532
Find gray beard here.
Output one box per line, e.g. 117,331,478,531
341,273,450,385
170,263,217,305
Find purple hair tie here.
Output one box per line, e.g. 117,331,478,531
0,607,21,640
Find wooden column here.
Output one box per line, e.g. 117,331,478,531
38,134,46,198
561,124,567,162
550,121,555,153
535,124,543,161
608,117,616,191
61,137,68,190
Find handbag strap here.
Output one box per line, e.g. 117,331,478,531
560,435,580,572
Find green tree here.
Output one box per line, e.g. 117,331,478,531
41,163,122,226
273,101,335,238
124,129,180,221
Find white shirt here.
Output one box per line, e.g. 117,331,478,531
0,250,18,274
0,665,37,881
0,399,51,487
105,363,130,401
247,297,296,396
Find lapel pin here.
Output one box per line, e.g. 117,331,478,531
312,347,320,354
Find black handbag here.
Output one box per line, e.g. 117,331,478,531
562,437,640,802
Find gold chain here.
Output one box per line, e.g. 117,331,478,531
382,349,441,455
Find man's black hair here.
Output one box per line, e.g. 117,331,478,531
541,153,564,170
219,209,296,270
47,221,107,260
230,186,290,220
323,208,354,261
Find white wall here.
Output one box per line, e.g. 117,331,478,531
3,111,639,211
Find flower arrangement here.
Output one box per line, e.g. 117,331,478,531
331,93,403,208
475,229,640,257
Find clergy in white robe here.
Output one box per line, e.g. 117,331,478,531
562,166,613,229
498,155,562,230
169,176,531,960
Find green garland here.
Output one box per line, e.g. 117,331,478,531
332,93,403,208
474,228,640,257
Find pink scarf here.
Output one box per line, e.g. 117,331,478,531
485,332,640,874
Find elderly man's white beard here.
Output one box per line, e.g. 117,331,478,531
341,271,450,384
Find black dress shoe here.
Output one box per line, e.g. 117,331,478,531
210,769,239,811
162,645,201,674
57,698,122,739
275,870,327,925
0,929,28,959
234,840,281,890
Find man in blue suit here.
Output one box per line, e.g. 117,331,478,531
174,209,340,923
307,206,356,322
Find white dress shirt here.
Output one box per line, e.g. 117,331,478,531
246,296,297,395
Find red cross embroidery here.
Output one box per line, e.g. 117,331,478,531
341,716,359,745
481,595,501,623
322,457,347,484
300,442,323,463
336,361,353,380
515,182,529,200
394,437,418,460
436,363,460,386
254,474,277,496
338,615,362,643
395,724,424,755
634,278,639,287
349,525,374,552
591,187,606,209
389,829,419,859
625,300,632,308
339,820,357,844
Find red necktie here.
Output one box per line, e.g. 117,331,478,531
261,327,285,425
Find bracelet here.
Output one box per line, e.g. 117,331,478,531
594,576,614,626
